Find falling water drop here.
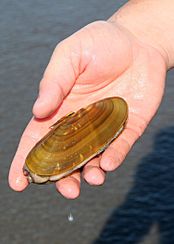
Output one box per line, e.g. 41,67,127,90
68,212,74,222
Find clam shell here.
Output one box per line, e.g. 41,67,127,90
24,97,128,183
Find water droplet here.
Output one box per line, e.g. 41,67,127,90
68,212,74,222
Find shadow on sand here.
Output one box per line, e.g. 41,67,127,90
94,126,174,244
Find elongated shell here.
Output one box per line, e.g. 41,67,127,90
24,97,128,183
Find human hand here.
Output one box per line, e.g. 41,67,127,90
9,20,167,199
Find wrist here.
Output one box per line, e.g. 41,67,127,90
108,0,174,69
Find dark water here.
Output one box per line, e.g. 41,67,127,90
1,1,174,243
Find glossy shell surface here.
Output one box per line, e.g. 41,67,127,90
24,97,128,183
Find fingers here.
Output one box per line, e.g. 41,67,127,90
56,125,138,199
56,157,106,199
56,171,81,199
33,80,64,119
33,41,80,119
8,133,37,191
8,118,48,191
8,153,29,191
56,125,141,199
83,156,105,185
100,127,141,171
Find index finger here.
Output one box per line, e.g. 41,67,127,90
8,117,50,191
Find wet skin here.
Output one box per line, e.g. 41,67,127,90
9,21,166,199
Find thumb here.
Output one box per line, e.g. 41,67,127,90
33,40,80,118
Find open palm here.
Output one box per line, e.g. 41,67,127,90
9,21,166,198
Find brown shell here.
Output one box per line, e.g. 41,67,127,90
24,97,128,183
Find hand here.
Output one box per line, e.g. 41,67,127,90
8,21,166,198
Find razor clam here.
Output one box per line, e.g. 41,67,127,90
24,97,128,184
